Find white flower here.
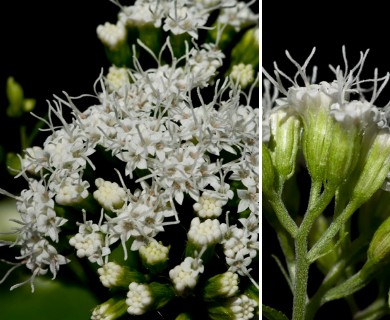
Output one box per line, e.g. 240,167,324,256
52,173,90,206
119,2,167,27
217,1,258,31
228,294,257,320
163,3,208,39
69,219,110,266
231,63,255,89
97,262,124,288
222,225,258,276
203,271,239,300
91,304,113,320
106,66,129,92
193,191,227,218
237,186,258,213
169,257,204,293
91,298,127,320
219,272,240,297
22,146,49,174
126,282,153,315
93,178,127,211
139,241,169,266
187,217,227,247
96,21,127,50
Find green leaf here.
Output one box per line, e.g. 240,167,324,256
262,304,289,320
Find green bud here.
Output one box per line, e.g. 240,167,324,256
208,305,234,320
139,241,170,274
268,108,301,181
148,282,175,310
302,106,335,183
6,152,21,176
137,23,163,57
105,42,132,68
91,297,128,320
243,282,259,306
349,129,390,206
202,271,239,301
175,313,192,320
22,98,36,112
208,294,258,320
6,77,24,118
367,216,390,265
6,77,36,118
323,120,360,188
230,27,259,68
262,143,275,196
97,262,147,289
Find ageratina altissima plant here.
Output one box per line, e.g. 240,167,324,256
263,47,390,320
0,1,259,319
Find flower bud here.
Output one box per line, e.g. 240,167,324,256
6,77,24,118
262,143,275,196
367,216,390,265
202,271,239,301
349,129,390,206
268,108,301,181
230,27,259,68
208,294,258,320
6,152,21,176
6,77,36,118
91,297,128,320
175,313,193,320
97,21,131,66
126,282,175,315
139,241,170,274
97,262,147,288
323,119,360,188
302,106,335,183
230,63,255,89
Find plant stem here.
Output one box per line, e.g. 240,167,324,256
305,235,368,319
292,181,336,320
268,190,298,238
307,198,360,263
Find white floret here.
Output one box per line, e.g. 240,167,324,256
97,262,123,288
187,217,227,247
93,178,127,211
126,282,153,315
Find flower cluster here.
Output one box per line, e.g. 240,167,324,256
0,0,259,319
263,47,390,318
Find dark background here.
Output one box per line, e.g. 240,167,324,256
0,1,122,192
262,1,390,319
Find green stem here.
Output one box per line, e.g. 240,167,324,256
20,125,27,151
354,298,390,320
307,198,360,263
268,191,298,238
305,235,368,319
292,230,310,320
263,203,295,281
292,181,336,320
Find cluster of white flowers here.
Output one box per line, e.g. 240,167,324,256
1,0,258,318
115,0,257,38
169,256,204,294
126,282,152,315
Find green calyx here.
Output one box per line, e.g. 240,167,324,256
268,108,301,182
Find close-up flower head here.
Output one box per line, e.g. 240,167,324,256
0,1,259,319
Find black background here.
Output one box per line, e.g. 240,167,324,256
262,1,390,319
0,1,121,192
